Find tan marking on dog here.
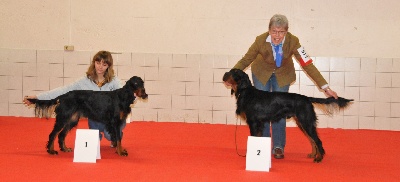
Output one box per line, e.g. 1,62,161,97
120,112,125,120
70,112,80,122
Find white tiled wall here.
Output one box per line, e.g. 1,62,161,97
0,48,399,131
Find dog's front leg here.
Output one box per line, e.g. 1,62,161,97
248,120,262,136
111,119,128,156
115,141,128,156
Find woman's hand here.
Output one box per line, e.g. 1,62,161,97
22,95,37,106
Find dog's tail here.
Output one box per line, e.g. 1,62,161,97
28,98,59,118
308,97,354,116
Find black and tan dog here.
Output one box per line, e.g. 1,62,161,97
28,76,148,156
223,69,353,162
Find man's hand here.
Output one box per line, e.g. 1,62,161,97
324,88,338,99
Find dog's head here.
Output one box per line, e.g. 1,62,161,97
222,69,252,98
125,76,148,99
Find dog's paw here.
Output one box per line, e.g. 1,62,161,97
308,153,323,163
60,147,72,152
313,157,323,163
307,153,316,158
116,149,128,156
47,150,58,155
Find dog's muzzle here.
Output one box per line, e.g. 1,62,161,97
135,89,148,99
141,93,148,99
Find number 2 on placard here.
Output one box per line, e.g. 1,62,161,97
257,150,261,155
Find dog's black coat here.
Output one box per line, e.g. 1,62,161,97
223,69,353,162
29,76,148,156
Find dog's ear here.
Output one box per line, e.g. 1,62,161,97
125,77,135,89
223,71,236,96
231,69,252,91
125,76,142,90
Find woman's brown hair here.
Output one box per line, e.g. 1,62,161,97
86,50,115,84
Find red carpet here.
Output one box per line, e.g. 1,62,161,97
1,116,399,181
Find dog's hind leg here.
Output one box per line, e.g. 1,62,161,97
295,113,325,163
57,112,79,152
296,120,318,158
47,116,68,155
58,120,78,152
307,126,324,163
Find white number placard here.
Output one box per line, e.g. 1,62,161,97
73,129,101,163
245,136,271,172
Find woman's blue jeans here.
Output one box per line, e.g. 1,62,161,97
88,119,126,141
252,73,289,153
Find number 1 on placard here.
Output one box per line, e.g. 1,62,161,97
85,142,87,147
